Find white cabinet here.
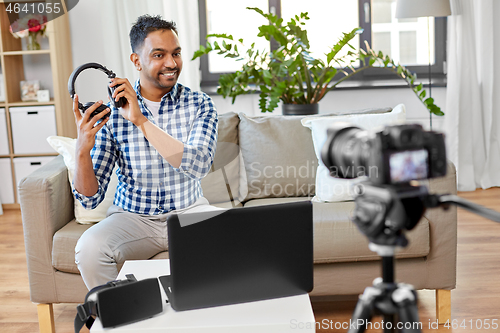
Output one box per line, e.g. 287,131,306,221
13,156,56,202
0,108,9,155
9,106,57,154
0,158,15,204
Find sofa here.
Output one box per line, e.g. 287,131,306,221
19,109,457,333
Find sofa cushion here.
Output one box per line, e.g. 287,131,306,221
212,200,244,209
312,201,430,263
201,112,245,204
244,198,430,263
46,136,119,224
52,201,243,274
238,113,317,201
216,112,239,146
243,197,313,207
301,104,406,202
52,219,93,274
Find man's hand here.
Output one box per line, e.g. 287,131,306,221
73,94,109,154
109,78,147,126
72,94,108,197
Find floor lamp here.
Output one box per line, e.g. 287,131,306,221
395,0,451,130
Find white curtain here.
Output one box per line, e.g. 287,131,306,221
444,0,500,191
100,0,201,91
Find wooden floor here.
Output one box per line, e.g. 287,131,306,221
0,188,499,333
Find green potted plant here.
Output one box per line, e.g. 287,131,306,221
192,7,443,116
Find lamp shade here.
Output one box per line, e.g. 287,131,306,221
396,0,451,19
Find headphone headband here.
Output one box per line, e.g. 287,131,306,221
68,62,125,116
68,62,116,99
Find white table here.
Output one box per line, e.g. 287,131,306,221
91,259,316,332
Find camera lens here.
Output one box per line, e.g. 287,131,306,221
321,123,370,179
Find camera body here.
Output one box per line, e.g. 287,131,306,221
321,123,447,185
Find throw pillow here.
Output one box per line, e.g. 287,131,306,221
301,104,406,202
46,136,118,224
238,113,317,201
201,112,247,204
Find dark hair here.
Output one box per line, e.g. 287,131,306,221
129,15,178,53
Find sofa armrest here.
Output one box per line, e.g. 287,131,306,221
18,155,75,303
421,160,458,290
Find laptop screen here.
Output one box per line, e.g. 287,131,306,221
162,201,313,311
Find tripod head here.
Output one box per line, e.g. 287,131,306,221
351,181,500,253
351,182,427,249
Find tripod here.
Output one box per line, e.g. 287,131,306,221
347,182,500,333
348,244,421,333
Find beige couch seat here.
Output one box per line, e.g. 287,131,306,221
52,198,430,274
242,198,430,264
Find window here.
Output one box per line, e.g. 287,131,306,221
197,0,447,87
280,0,360,65
204,0,270,74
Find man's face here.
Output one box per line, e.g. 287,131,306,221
136,29,183,94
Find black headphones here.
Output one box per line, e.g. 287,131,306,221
68,62,128,119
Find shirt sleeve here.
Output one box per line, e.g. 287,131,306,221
174,94,218,180
73,119,117,209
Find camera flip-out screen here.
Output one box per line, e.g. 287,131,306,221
389,149,429,183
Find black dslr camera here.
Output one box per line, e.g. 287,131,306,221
321,123,447,185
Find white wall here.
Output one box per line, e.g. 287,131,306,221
67,0,111,104
65,0,448,131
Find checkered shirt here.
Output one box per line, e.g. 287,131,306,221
73,81,218,215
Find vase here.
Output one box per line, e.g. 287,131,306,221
282,103,319,116
27,32,41,50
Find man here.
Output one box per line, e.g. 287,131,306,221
73,15,219,290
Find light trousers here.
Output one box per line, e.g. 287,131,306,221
75,197,223,290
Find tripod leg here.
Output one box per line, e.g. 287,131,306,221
392,285,422,333
347,287,380,333
384,314,396,333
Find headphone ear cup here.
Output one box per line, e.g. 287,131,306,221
82,102,94,113
108,86,125,108
82,102,111,120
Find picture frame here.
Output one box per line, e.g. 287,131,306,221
20,80,40,102
37,90,50,103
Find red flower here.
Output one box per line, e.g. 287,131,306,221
27,19,41,32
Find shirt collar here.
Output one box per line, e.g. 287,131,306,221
134,79,181,103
